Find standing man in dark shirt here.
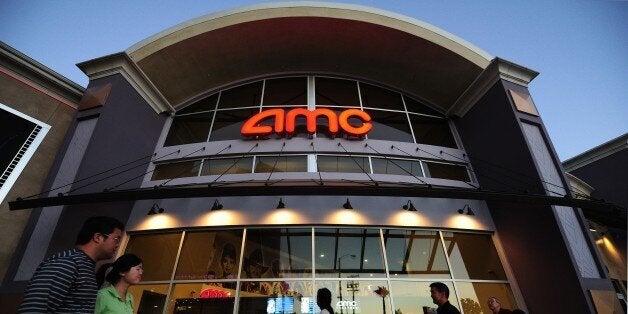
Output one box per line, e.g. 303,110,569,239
19,216,124,313
429,282,461,314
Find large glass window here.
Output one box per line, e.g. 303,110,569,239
367,109,414,142
209,108,260,141
315,228,386,278
316,280,391,314
390,281,459,314
383,230,450,278
201,157,253,176
178,93,219,114
315,77,361,108
164,75,458,147
124,228,516,314
263,77,307,107
218,82,263,109
243,229,312,279
371,157,423,177
175,230,243,281
316,155,369,173
409,114,457,148
254,155,308,173
359,82,405,111
164,112,213,146
124,232,182,281
424,162,470,182
443,232,508,280
152,160,202,180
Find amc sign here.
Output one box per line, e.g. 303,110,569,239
241,108,372,137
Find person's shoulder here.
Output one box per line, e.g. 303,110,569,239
41,249,81,268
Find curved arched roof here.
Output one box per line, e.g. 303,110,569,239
125,2,493,112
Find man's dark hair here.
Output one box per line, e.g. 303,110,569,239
76,216,124,245
429,282,450,298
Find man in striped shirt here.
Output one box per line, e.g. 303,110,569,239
19,216,124,313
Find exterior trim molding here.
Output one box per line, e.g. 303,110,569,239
448,57,540,117
76,53,174,113
0,41,84,106
565,172,595,197
125,1,492,68
563,133,628,172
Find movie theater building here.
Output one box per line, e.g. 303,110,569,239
3,3,622,313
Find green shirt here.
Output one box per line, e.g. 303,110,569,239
95,285,134,314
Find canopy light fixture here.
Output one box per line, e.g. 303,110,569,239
343,198,353,209
147,203,164,215
457,204,474,216
276,198,286,209
211,199,223,211
403,200,417,211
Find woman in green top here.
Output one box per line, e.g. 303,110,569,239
95,254,143,314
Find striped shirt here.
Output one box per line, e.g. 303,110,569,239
18,248,98,313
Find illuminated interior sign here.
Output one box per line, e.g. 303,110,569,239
199,288,230,298
241,108,372,137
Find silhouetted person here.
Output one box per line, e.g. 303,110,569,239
429,282,461,314
317,288,335,314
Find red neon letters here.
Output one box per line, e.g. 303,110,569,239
241,108,372,137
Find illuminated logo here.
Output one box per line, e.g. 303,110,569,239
336,300,358,310
199,288,230,298
241,108,372,137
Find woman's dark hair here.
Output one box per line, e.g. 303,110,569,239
317,288,334,313
96,254,142,287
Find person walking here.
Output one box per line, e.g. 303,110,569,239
95,254,143,314
18,216,125,313
429,282,461,314
317,288,335,314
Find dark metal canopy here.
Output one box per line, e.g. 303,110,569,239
10,183,625,228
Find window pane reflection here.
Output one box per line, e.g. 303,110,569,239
129,284,169,314
175,230,243,281
390,281,459,314
456,282,518,314
317,155,370,173
360,83,405,111
209,108,260,141
164,112,212,146
243,229,312,279
152,160,202,180
167,283,235,314
263,77,307,107
178,93,219,114
125,233,182,281
383,230,450,278
315,228,385,278
425,162,470,182
316,280,391,314
403,96,442,117
238,280,313,313
218,82,262,109
409,114,457,148
367,110,414,142
315,77,361,108
371,158,423,177
201,157,253,175
443,232,508,280
254,156,308,173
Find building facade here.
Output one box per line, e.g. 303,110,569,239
0,41,83,288
2,3,623,313
564,134,628,311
